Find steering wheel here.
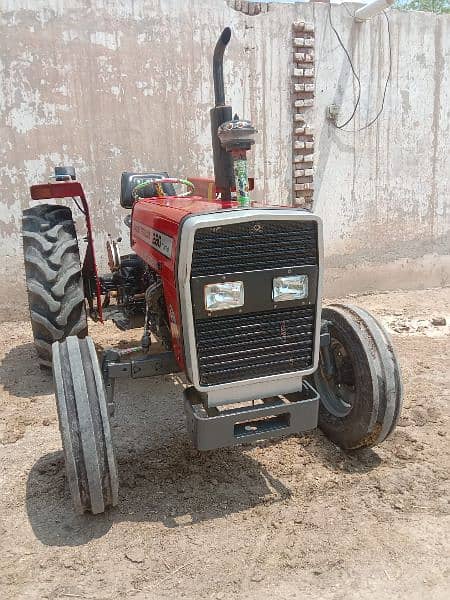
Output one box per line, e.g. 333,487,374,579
132,177,195,200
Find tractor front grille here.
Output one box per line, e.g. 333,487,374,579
191,220,318,277
188,218,319,387
194,306,315,386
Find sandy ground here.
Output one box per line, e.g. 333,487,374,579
0,287,449,600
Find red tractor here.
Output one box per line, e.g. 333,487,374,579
22,29,402,515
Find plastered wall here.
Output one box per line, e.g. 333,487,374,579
0,1,449,319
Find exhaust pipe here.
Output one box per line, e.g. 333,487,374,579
210,28,234,201
213,27,231,106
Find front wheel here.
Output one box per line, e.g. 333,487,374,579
53,336,118,514
314,304,403,450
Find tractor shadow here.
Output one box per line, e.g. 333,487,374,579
25,363,381,547
303,432,382,474
0,342,54,398
25,375,291,547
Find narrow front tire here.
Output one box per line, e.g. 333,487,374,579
314,304,403,450
52,336,118,514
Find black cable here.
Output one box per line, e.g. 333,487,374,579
328,6,392,133
72,196,86,215
328,3,361,129
354,12,391,132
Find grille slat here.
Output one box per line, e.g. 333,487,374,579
197,332,312,354
198,354,313,383
201,355,313,376
196,316,314,339
193,237,316,254
192,257,317,276
196,311,314,331
191,220,318,277
199,340,313,365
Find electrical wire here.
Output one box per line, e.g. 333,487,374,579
72,196,86,214
355,12,391,132
328,5,392,132
328,3,361,129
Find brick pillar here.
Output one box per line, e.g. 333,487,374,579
292,21,315,210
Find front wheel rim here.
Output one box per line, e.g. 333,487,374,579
318,336,356,418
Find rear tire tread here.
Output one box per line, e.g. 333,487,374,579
22,204,88,367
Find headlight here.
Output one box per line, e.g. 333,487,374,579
204,281,244,311
272,275,308,302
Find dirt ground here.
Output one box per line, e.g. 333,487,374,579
0,287,449,600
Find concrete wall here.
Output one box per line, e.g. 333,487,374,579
312,3,450,295
0,0,449,319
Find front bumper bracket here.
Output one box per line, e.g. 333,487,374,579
184,381,319,451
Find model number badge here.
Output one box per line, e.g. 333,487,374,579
134,223,173,259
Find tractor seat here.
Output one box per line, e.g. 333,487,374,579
120,171,176,209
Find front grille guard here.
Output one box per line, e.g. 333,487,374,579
177,209,324,402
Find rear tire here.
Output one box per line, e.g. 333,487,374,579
314,304,403,450
22,204,87,368
53,336,119,514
